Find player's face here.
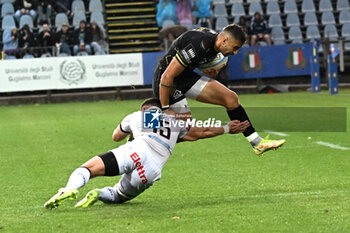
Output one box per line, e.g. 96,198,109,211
220,36,243,56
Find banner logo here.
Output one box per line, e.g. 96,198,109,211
60,59,86,85
242,50,263,72
286,48,307,69
143,110,161,129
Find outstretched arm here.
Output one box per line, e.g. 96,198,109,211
182,120,250,141
112,126,130,142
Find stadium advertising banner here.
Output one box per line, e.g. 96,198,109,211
0,53,144,93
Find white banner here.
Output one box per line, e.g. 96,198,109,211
0,53,144,93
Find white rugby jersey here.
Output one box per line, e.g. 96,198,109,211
118,107,188,167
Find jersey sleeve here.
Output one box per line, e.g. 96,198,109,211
119,113,134,133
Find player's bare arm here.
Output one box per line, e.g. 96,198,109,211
182,120,250,141
112,126,129,142
159,57,185,108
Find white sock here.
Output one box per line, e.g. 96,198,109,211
98,187,117,203
246,132,262,147
65,167,91,190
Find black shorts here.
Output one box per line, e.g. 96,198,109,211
152,65,201,105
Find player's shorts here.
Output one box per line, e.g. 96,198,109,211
109,138,162,201
153,65,210,113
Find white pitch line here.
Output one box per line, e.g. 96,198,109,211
315,141,350,150
263,130,289,137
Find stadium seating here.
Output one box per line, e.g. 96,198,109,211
162,19,175,28
286,13,300,27
90,11,105,26
301,0,316,13
288,26,303,43
304,12,318,26
266,1,280,15
55,13,69,31
337,0,350,11
1,2,14,17
284,1,298,14
321,12,336,25
72,0,86,13
73,11,87,29
89,0,103,12
324,24,338,40
231,3,245,17
271,27,285,45
23,54,34,59
228,0,243,3
306,25,321,39
213,0,225,5
1,14,15,30
339,10,350,24
268,14,282,28
319,0,333,12
341,24,350,51
214,4,227,18
248,2,263,16
19,14,33,30
215,17,229,31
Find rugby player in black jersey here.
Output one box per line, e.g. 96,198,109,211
153,24,285,156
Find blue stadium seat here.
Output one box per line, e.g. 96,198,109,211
288,26,303,43
286,13,300,27
304,12,318,26
266,1,280,15
319,0,333,12
91,11,105,26
23,54,34,59
337,0,350,11
55,13,69,31
19,14,33,30
302,0,316,13
246,0,260,2
271,27,285,45
5,55,17,60
215,17,229,31
265,0,278,2
284,1,298,14
1,14,15,29
248,2,263,16
324,24,338,39
73,11,87,29
268,14,282,27
214,4,227,17
228,0,243,3
162,19,175,28
213,0,225,5
231,3,245,17
306,25,321,39
321,12,336,25
233,16,240,23
339,11,350,24
0,0,14,3
89,0,103,12
72,0,85,13
1,3,14,17
341,23,350,37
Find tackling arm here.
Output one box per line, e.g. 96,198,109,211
112,126,129,142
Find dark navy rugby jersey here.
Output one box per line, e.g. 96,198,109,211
158,27,219,70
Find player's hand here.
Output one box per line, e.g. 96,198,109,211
164,109,176,116
227,120,250,134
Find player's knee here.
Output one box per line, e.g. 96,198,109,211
264,34,270,39
223,91,240,110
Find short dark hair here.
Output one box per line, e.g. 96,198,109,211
222,24,247,44
141,97,161,109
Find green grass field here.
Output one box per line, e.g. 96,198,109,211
1,90,350,233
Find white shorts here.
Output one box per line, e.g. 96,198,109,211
110,138,162,199
169,76,210,114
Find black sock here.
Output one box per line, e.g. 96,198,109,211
227,105,256,137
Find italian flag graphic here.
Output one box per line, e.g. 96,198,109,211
247,53,258,68
290,50,302,66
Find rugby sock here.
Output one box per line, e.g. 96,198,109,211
227,105,262,147
65,167,91,190
98,187,117,203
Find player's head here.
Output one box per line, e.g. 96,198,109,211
141,97,161,111
216,24,247,56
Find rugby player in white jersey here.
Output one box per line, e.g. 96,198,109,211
44,98,249,209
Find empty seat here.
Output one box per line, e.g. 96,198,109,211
324,24,338,39
271,27,285,44
214,4,227,17
265,0,278,2
337,0,350,11
306,25,321,39
5,55,16,60
23,54,34,59
288,26,303,42
233,16,240,23
19,14,33,29
321,12,336,25
213,0,225,4
286,13,300,27
1,15,15,29
215,17,229,31
249,2,263,16
228,0,243,3
89,0,103,12
72,0,85,13
302,0,316,13
284,1,298,14
342,23,350,37
162,19,175,28
90,11,105,26
304,12,318,26
268,14,282,27
0,0,14,3
246,0,260,2
339,10,350,24
73,11,86,28
1,3,14,17
319,0,333,12
231,3,245,17
266,1,280,15
55,13,69,31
